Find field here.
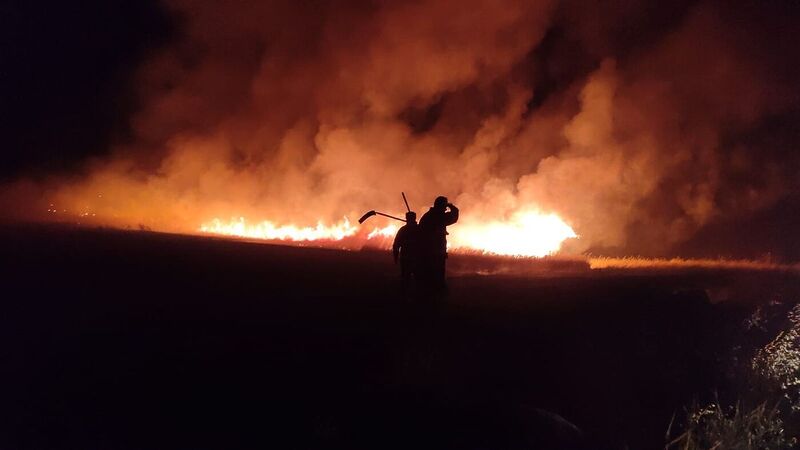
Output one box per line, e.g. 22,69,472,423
2,224,798,449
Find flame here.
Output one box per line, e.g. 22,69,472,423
367,224,399,239
199,217,358,241
450,211,578,257
199,208,577,257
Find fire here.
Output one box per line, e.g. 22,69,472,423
199,217,358,241
449,211,578,257
367,224,399,239
199,209,577,257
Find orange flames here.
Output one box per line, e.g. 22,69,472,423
449,211,578,257
199,217,358,241
199,209,578,257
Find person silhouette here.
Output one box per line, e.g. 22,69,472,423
392,211,420,296
418,196,459,295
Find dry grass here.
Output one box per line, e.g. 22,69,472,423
665,400,795,450
589,256,799,272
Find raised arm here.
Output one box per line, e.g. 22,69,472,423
444,203,459,226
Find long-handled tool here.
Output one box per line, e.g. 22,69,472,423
358,192,413,224
358,210,406,224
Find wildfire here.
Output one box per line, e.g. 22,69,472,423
449,211,578,257
199,217,358,241
367,224,399,239
199,209,578,257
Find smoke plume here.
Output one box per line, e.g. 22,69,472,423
3,0,799,257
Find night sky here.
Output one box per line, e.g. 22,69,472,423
0,0,170,178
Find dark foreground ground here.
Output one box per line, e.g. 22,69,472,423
1,225,798,449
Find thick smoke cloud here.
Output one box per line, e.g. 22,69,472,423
4,0,799,257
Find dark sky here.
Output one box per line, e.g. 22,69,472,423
0,0,170,180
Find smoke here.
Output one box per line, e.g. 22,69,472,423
3,0,799,256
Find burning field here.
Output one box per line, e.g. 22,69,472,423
1,0,800,448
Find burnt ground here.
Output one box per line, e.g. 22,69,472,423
1,224,798,449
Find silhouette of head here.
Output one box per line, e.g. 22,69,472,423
405,211,417,224
433,196,448,210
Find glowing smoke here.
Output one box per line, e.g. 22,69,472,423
1,0,798,258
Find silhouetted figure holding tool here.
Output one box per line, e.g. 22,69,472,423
418,196,459,296
358,192,421,297
392,211,419,297
358,193,458,299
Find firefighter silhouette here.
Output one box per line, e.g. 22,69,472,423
417,196,459,295
392,211,419,296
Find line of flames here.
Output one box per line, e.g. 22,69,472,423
41,204,800,271
198,210,578,258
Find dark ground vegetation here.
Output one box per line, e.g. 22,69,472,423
1,225,798,449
